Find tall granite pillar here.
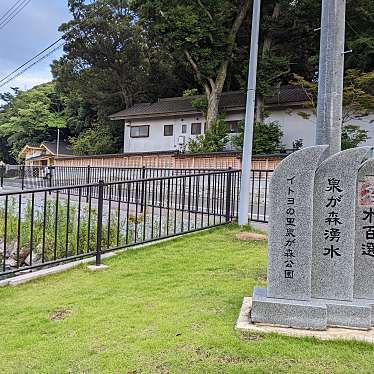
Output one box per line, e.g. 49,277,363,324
311,147,371,301
315,0,346,157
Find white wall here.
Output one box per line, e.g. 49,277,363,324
124,112,243,153
123,109,374,153
268,108,317,148
269,109,374,149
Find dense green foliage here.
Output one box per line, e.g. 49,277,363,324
232,120,283,154
294,69,374,148
3,226,374,372
342,124,370,150
70,125,118,155
188,116,228,153
0,0,372,160
0,83,66,162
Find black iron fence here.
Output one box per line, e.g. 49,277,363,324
0,165,272,223
0,165,220,189
0,169,242,277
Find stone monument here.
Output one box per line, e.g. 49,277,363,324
250,145,374,330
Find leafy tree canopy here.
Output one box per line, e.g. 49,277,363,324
70,124,117,155
231,120,283,154
0,82,66,160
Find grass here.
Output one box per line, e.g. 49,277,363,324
1,225,374,373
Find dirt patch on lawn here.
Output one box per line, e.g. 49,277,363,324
236,232,267,241
240,332,265,341
49,308,73,321
217,355,255,364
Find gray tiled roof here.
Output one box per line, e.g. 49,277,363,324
42,141,76,156
110,86,309,121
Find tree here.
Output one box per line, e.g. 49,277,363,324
52,0,190,154
0,83,66,160
70,125,118,155
341,124,370,150
134,0,251,125
294,69,374,149
231,120,283,154
188,116,228,153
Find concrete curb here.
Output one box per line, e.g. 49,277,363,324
0,252,118,288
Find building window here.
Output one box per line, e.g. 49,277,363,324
130,125,149,138
191,123,202,135
225,121,239,133
164,125,174,136
181,124,187,134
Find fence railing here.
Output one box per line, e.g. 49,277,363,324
0,165,272,223
0,165,221,189
0,169,241,278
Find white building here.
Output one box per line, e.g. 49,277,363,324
110,87,374,153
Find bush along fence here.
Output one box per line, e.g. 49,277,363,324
0,165,271,224
0,169,243,278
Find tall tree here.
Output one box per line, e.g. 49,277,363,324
0,83,66,159
134,0,251,125
52,0,190,153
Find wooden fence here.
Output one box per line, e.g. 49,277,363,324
54,151,286,170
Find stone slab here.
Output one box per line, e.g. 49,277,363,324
251,287,327,330
326,302,371,330
354,158,374,300
267,146,328,301
237,297,374,344
252,287,373,330
311,147,372,301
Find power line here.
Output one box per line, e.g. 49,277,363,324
0,38,62,85
0,42,64,89
0,0,24,23
0,0,32,31
0,0,114,90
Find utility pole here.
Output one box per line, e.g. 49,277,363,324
315,0,346,156
238,0,261,226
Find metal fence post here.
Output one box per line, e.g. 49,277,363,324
21,165,25,191
86,165,91,202
225,168,232,222
96,180,104,266
0,164,4,188
140,165,146,213
48,166,53,190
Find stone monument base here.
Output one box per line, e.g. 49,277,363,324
251,288,374,331
236,297,374,344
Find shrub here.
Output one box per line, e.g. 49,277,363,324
188,116,228,153
231,120,283,154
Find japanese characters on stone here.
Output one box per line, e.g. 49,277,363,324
361,207,374,257
323,178,343,259
284,176,296,279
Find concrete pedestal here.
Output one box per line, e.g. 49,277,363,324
251,287,374,330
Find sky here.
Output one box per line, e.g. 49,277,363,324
0,0,71,95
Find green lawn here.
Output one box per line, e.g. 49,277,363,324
1,225,374,373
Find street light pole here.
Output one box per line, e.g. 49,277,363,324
238,0,261,226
